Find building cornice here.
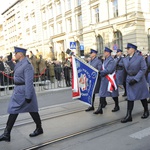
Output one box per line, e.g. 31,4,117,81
51,32,66,39
1,0,21,15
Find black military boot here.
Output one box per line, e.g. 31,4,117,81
122,93,127,97
85,106,94,111
112,97,120,112
141,99,149,119
93,97,104,114
0,114,18,142
121,101,133,123
102,98,107,108
0,127,11,142
141,110,149,119
85,94,95,111
29,112,43,137
29,125,43,137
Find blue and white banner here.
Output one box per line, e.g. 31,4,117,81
72,56,98,106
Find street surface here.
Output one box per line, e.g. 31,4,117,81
0,87,72,115
0,88,150,150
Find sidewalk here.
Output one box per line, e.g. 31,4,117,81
0,95,148,150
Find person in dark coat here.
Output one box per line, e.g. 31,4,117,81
94,47,120,114
4,53,15,85
54,61,62,87
85,49,102,112
6,52,15,71
0,47,43,142
0,56,5,86
121,43,149,123
63,62,71,87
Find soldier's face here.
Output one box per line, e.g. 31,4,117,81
15,52,23,60
104,51,110,58
90,52,96,58
116,52,122,57
127,48,135,55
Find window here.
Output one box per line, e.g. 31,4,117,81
112,0,118,17
67,0,71,10
57,22,62,34
148,29,150,52
31,12,36,25
96,35,103,54
113,30,123,50
32,29,36,41
43,26,48,39
41,8,46,22
67,18,72,32
95,7,99,23
77,0,81,6
56,2,61,15
48,5,53,18
78,14,82,29
91,6,99,23
50,25,54,36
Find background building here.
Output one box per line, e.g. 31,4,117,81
0,25,5,55
1,0,150,60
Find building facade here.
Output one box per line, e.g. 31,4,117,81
0,25,4,55
1,0,150,60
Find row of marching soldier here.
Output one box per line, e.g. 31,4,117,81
85,43,149,123
0,43,149,143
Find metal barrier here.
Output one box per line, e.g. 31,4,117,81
0,70,71,97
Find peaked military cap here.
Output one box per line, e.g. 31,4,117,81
14,46,27,54
116,49,122,53
104,47,112,53
125,43,137,50
90,49,98,54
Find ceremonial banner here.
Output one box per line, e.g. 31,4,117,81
72,56,98,106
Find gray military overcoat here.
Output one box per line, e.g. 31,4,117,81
115,56,125,85
123,53,149,101
8,57,38,114
99,56,119,97
89,57,102,94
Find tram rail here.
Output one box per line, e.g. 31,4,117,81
0,98,143,150
23,113,141,150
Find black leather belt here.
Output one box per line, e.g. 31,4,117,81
116,66,124,70
127,73,137,76
14,83,25,85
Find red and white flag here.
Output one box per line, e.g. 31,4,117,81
102,64,117,92
72,55,81,99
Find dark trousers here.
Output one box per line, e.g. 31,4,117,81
6,112,42,133
65,76,71,86
123,81,127,95
127,99,148,113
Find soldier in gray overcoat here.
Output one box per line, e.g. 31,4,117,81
85,49,102,112
115,49,125,85
145,55,150,103
115,49,127,97
0,47,43,142
94,47,120,114
121,43,149,123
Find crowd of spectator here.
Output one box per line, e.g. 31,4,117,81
0,50,72,88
